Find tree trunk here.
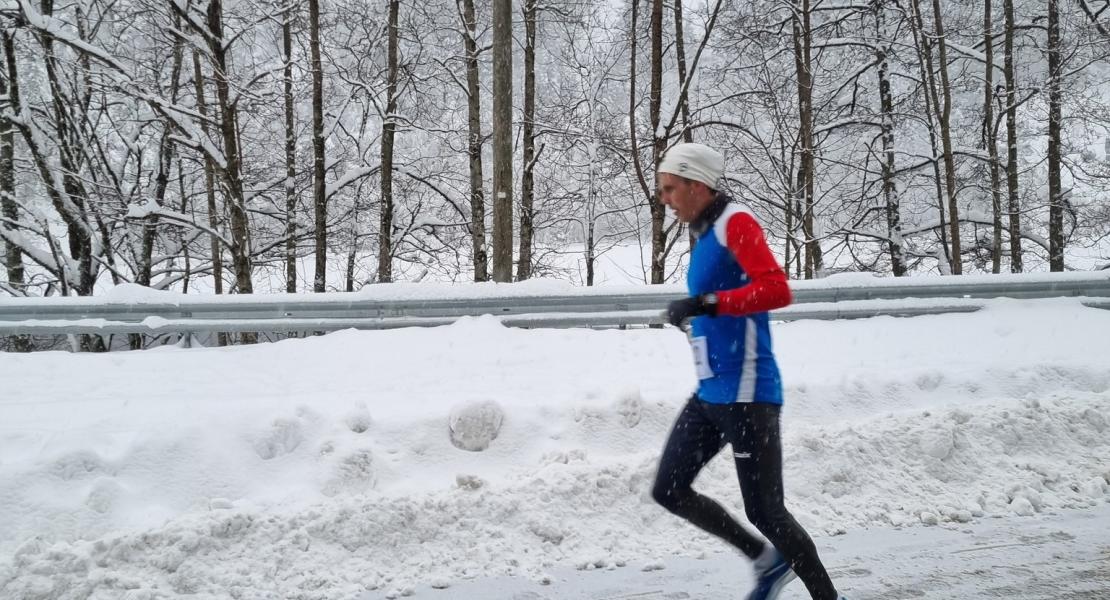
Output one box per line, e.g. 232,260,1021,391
875,2,905,276
793,0,821,278
193,49,226,345
459,0,487,282
132,20,184,349
283,15,297,293
929,0,962,274
793,164,808,277
309,0,327,292
908,0,951,270
491,0,513,282
1047,0,1064,271
32,1,103,351
379,0,399,283
0,32,30,352
674,0,693,143
517,0,537,281
38,2,102,353
138,117,178,290
586,220,595,286
1003,0,1023,272
193,50,223,302
39,0,97,299
206,0,255,343
784,183,793,277
0,33,23,295
984,0,1003,273
649,0,665,284
585,137,597,286
177,156,192,294
139,20,185,287
346,243,357,291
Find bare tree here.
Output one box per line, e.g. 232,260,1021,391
283,7,298,293
197,0,253,300
1003,0,1023,271
628,0,649,279
458,0,488,282
929,0,962,274
379,0,400,282
310,0,327,292
674,0,693,143
491,0,513,282
1,0,1108,331
0,29,30,351
1047,0,1064,271
0,31,21,296
793,0,822,277
518,0,537,281
192,49,225,304
34,1,100,298
200,0,257,343
983,0,1004,273
875,0,905,276
130,15,186,349
1075,0,1109,36
628,0,723,283
649,0,665,284
907,0,951,271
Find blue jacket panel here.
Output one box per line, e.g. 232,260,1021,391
686,202,783,405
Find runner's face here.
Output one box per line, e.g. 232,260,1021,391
659,173,711,223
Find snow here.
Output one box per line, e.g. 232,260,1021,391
325,166,381,200
2,301,1110,598
946,41,1006,74
16,0,129,76
422,505,1110,599
101,283,180,304
124,202,159,220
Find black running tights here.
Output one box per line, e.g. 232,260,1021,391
651,396,838,600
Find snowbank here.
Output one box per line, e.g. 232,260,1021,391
1,300,1108,599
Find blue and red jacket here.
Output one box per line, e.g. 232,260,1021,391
686,194,792,405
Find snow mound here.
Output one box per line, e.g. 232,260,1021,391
448,401,505,452
3,392,1107,599
3,300,1110,598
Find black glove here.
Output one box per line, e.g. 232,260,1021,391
666,294,718,327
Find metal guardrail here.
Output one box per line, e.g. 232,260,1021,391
0,272,1108,336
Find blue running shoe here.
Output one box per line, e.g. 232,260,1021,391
746,547,797,600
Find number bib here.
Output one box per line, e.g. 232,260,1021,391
690,336,714,379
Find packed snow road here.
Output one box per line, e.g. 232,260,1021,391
369,504,1110,599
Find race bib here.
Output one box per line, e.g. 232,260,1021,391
690,336,714,379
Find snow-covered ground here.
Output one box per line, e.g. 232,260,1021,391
396,505,1110,600
1,298,1109,599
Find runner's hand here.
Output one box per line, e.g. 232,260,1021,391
665,294,718,327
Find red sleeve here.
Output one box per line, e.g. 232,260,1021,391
715,212,793,316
